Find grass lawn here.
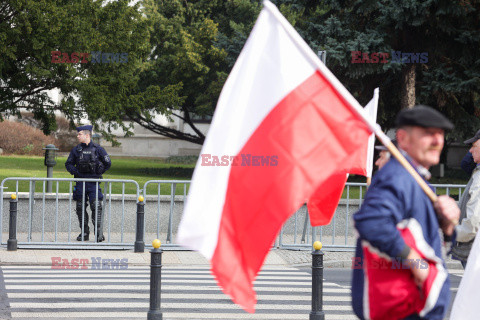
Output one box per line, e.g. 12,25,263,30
345,173,469,200
0,155,194,195
0,155,470,198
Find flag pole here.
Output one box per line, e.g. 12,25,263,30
262,0,438,204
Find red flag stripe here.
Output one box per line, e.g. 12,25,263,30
211,70,371,312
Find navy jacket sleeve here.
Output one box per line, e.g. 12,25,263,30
353,168,411,259
461,152,475,176
65,148,78,176
96,146,111,175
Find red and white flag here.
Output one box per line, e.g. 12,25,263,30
178,0,378,312
307,88,379,225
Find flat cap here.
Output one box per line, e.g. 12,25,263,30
76,125,93,132
464,129,480,144
395,105,454,130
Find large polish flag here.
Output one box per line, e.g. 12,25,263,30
450,229,480,320
177,0,378,312
307,88,379,225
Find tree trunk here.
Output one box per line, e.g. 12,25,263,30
400,64,416,109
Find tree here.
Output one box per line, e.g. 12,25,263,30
90,0,331,145
81,0,236,145
6,0,479,148
1,0,94,132
0,0,151,137
305,0,480,140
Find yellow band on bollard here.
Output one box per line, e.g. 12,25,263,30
138,195,144,202
11,194,17,200
313,241,322,250
152,239,161,249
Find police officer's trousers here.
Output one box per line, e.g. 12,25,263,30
74,182,104,241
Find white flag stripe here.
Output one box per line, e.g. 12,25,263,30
177,0,319,258
262,1,381,137
364,88,379,178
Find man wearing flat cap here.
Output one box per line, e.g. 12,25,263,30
65,125,111,242
351,105,460,320
451,129,480,268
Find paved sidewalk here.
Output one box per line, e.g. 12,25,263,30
0,247,464,269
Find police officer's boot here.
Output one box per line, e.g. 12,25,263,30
91,201,105,242
76,201,90,241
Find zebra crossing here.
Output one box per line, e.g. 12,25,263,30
0,265,356,319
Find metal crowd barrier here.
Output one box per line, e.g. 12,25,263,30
277,182,467,251
1,177,467,251
0,177,140,249
142,180,190,249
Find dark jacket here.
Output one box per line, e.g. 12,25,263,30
461,152,475,177
65,142,111,179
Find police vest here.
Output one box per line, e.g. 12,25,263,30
76,144,99,174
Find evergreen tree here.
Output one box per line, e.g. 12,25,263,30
309,0,480,140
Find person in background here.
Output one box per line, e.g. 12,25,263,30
65,125,111,242
452,130,480,268
461,151,475,177
374,140,397,170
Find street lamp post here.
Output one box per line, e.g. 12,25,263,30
43,144,59,193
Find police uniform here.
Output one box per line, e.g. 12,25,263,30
65,125,111,242
351,106,455,320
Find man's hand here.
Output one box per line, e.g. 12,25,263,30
433,195,460,236
406,249,429,288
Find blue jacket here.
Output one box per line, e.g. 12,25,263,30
352,156,450,320
461,152,475,177
65,142,111,179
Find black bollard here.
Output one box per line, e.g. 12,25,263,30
134,196,145,253
310,241,325,320
7,194,18,251
148,239,163,320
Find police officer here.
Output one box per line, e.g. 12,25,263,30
65,125,111,242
